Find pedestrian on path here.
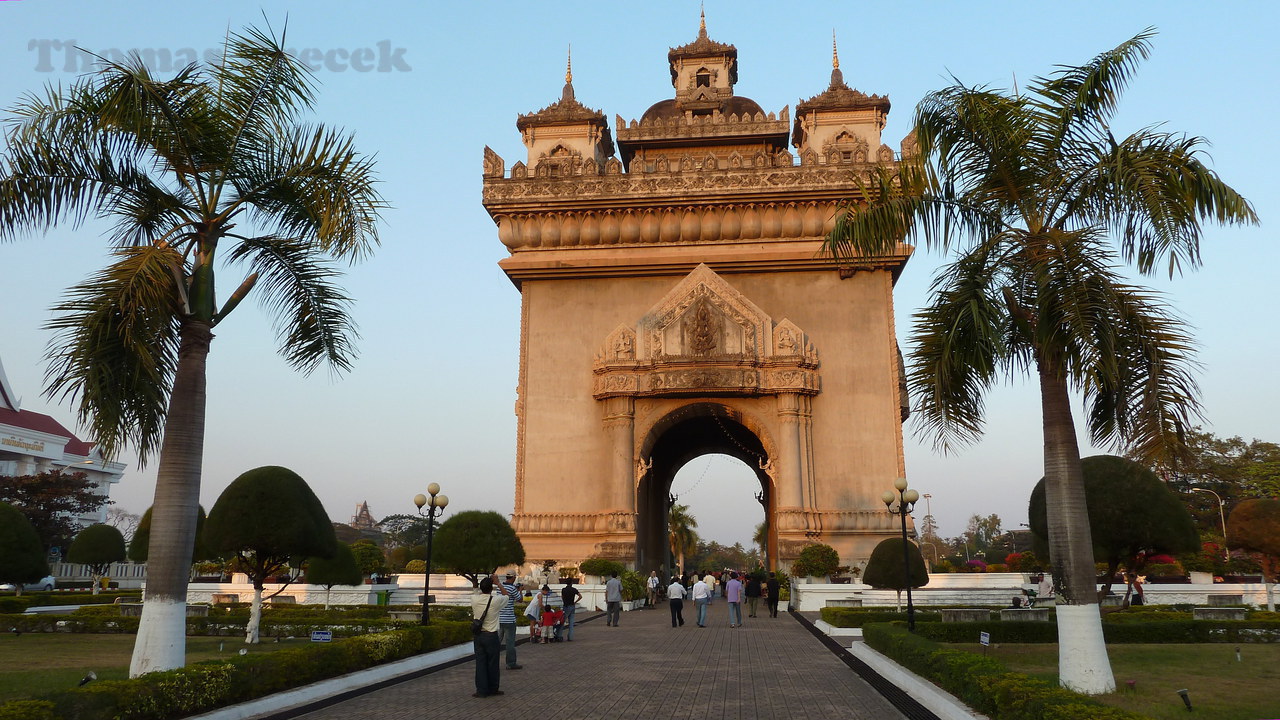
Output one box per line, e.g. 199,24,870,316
766,572,781,618
605,571,624,626
498,572,523,670
745,573,762,617
667,576,686,627
471,577,507,698
646,570,661,608
692,575,712,627
561,578,583,640
726,571,743,627
705,571,717,604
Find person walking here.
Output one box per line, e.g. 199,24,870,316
605,571,624,627
692,575,712,627
766,572,781,618
745,572,762,618
472,577,507,698
498,572,523,670
667,576,687,627
646,570,661,608
705,571,717,605
725,571,744,628
561,578,583,641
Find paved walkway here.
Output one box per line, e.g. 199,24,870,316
286,605,910,720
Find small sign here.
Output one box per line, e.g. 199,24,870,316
311,630,332,643
979,631,990,647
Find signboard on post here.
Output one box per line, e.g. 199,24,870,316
979,631,990,646
311,630,333,643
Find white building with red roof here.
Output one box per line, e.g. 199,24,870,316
0,355,126,526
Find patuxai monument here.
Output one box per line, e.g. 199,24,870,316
482,16,915,573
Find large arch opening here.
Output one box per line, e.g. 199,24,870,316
635,402,777,573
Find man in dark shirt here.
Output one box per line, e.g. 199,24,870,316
560,578,583,641
766,572,781,618
745,573,763,618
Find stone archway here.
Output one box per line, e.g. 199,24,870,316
484,27,916,573
635,402,777,573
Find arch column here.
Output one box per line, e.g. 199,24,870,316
603,395,636,513
775,392,807,532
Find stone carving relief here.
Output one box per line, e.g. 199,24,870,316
483,146,505,178
592,265,819,399
878,144,895,164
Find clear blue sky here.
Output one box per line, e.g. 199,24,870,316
1,1,1275,548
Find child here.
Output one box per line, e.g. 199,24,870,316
541,603,565,642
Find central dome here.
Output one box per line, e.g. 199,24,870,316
640,95,765,123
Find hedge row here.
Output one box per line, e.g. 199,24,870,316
0,621,473,720
862,623,1150,720
910,620,1280,644
0,613,417,637
819,607,944,627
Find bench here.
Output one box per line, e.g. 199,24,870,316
940,608,991,623
267,595,296,605
1207,594,1243,606
388,610,421,621
825,598,863,608
999,608,1051,622
212,593,239,604
1194,607,1246,621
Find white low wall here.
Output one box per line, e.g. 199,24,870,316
790,574,1275,611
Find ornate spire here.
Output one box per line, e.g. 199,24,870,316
699,4,707,39
562,45,575,103
830,30,844,88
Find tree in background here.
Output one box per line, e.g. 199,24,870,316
862,538,930,611
378,513,432,549
66,524,127,594
1227,499,1280,612
104,507,142,545
0,26,385,675
387,544,426,571
0,470,109,552
752,522,767,562
790,543,841,579
823,31,1256,693
0,502,49,596
204,466,337,643
305,541,361,610
667,504,698,573
350,540,390,579
1029,455,1199,597
686,539,758,573
432,511,525,587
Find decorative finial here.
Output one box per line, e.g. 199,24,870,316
829,29,845,89
699,4,707,39
566,45,573,84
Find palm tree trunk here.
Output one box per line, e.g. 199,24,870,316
129,320,212,677
1039,363,1115,693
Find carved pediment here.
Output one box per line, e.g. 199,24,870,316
639,264,770,360
593,264,820,398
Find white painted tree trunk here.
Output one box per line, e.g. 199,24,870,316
130,600,186,676
324,587,332,611
1056,604,1116,694
246,586,263,644
895,590,902,612
1266,583,1275,613
90,574,102,595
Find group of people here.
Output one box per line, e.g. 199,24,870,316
663,570,782,628
471,572,584,698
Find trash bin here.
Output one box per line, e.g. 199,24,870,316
376,590,390,606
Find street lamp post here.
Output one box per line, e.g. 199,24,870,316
882,478,920,631
1191,488,1229,561
413,484,449,625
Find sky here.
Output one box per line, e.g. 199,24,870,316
1,1,1276,549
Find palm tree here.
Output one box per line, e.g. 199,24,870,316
668,503,698,574
752,521,767,562
825,30,1255,693
0,27,384,675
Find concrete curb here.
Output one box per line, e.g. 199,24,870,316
846,642,989,720
188,643,474,720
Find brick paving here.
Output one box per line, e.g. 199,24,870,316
285,604,908,720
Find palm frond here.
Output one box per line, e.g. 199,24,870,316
42,247,183,463
224,236,358,375
1032,28,1155,131
228,123,384,262
907,241,1015,452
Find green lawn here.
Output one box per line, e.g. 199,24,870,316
0,634,306,703
953,643,1280,720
